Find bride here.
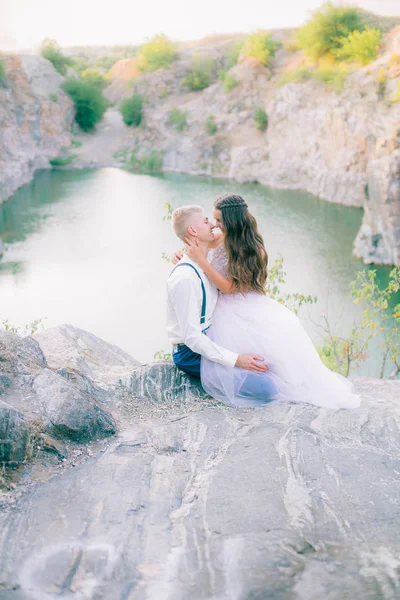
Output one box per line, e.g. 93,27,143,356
182,192,361,410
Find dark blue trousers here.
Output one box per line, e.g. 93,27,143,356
172,344,277,403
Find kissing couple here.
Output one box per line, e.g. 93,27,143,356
166,193,361,410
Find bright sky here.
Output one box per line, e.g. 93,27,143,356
1,0,399,51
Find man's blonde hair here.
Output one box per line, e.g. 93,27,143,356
171,205,203,240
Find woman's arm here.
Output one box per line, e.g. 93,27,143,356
184,238,236,294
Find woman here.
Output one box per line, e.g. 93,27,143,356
183,193,361,410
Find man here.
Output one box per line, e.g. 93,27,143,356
166,205,277,403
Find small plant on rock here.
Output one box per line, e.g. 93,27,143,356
120,93,144,126
205,115,217,135
254,107,268,131
168,108,187,132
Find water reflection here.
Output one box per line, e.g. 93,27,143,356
0,168,397,375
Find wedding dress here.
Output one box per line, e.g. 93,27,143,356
201,244,361,410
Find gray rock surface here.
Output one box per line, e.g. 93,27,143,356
0,401,32,466
0,55,74,204
0,325,138,452
0,377,399,598
130,360,208,402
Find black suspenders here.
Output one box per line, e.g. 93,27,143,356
170,263,206,325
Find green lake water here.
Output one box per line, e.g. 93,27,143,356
0,167,396,375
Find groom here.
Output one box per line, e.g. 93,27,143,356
166,204,277,402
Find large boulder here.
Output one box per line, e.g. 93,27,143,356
0,400,32,466
130,360,208,402
32,369,116,442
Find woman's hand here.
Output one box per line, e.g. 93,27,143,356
184,237,205,265
171,250,184,265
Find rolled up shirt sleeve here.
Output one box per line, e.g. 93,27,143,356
170,277,238,369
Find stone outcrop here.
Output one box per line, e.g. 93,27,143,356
0,338,399,598
0,55,74,203
0,325,141,462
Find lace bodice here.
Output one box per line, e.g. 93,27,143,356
209,243,230,279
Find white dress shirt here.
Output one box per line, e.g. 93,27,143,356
166,257,238,369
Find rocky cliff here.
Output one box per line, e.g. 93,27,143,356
0,55,74,203
0,325,400,598
105,28,400,266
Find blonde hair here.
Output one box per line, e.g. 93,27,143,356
171,205,203,240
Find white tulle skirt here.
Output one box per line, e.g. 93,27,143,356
201,292,361,410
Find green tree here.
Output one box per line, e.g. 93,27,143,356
241,31,279,66
80,68,107,88
120,93,144,126
183,54,215,91
333,27,382,65
137,34,178,72
40,38,72,75
62,78,108,131
296,3,365,61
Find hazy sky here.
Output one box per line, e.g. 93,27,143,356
1,0,399,50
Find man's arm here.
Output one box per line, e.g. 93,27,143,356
169,277,267,372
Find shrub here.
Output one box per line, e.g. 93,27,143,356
391,80,400,103
279,66,313,85
296,3,364,61
159,87,169,98
62,78,108,131
120,93,144,126
219,71,239,92
50,155,76,166
224,39,244,69
80,68,107,88
377,67,387,99
128,149,163,173
333,27,382,65
205,115,217,135
390,54,400,67
48,93,58,102
0,58,5,82
168,108,187,132
40,39,72,75
137,34,178,72
183,54,215,91
312,59,350,92
254,107,268,131
241,31,279,66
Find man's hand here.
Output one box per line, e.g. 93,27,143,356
235,354,268,373
172,250,184,265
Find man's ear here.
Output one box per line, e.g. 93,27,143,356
187,225,197,236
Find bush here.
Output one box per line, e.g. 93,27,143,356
205,115,217,135
137,34,178,72
254,107,268,131
241,31,279,66
159,87,169,98
40,39,72,75
312,60,350,92
48,93,58,102
128,149,163,173
49,155,76,166
279,66,313,85
183,54,215,91
120,93,143,126
377,67,387,99
390,54,400,67
224,39,244,69
0,58,5,82
333,27,382,65
168,108,187,132
62,78,108,131
80,68,107,89
391,80,400,104
296,3,365,61
219,71,239,92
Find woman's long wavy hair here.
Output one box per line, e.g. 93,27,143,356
214,193,268,294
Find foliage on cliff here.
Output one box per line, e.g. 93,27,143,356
0,58,5,82
120,93,144,126
62,78,108,131
40,39,72,75
136,34,178,73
